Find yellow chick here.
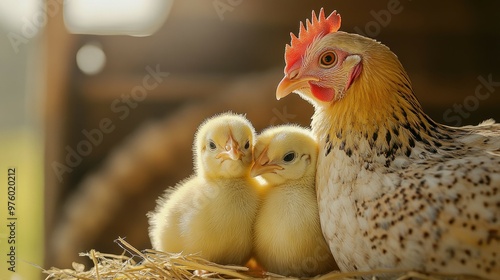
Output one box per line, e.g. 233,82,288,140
252,125,338,277
148,112,260,265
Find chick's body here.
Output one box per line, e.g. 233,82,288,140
252,125,337,277
148,113,260,265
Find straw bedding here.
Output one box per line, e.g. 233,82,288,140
42,238,485,280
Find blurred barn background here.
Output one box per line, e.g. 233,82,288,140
0,0,499,278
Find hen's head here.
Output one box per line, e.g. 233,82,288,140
276,8,407,107
194,112,255,179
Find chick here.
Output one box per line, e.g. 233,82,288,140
148,112,260,265
252,125,338,277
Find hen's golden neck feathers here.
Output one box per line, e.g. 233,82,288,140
312,39,445,159
325,45,420,125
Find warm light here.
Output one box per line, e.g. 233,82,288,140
76,43,106,75
0,0,42,34
63,0,173,36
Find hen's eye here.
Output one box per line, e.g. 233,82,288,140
209,140,217,150
244,140,250,149
319,51,337,68
283,152,296,163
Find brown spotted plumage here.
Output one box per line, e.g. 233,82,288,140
276,8,500,280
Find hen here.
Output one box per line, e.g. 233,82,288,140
276,8,500,279
147,112,260,265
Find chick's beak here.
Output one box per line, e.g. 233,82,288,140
216,134,242,161
276,73,319,100
251,147,283,177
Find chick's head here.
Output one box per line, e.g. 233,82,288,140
194,112,255,179
252,125,318,185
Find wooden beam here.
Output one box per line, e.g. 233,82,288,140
42,0,78,268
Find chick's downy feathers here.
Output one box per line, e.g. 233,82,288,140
148,112,260,265
251,125,338,277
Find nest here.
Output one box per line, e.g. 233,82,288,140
43,238,483,280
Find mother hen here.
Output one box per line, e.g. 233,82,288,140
276,8,500,279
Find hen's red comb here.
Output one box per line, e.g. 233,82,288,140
285,8,341,72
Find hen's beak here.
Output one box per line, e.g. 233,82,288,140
216,134,241,160
251,147,283,177
276,75,319,100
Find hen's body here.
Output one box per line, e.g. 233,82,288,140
276,9,500,279
315,106,500,278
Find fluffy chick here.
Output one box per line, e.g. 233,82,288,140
252,125,338,277
148,112,260,265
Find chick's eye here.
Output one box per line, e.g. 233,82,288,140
283,152,296,163
209,140,216,150
244,140,250,149
319,51,337,68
